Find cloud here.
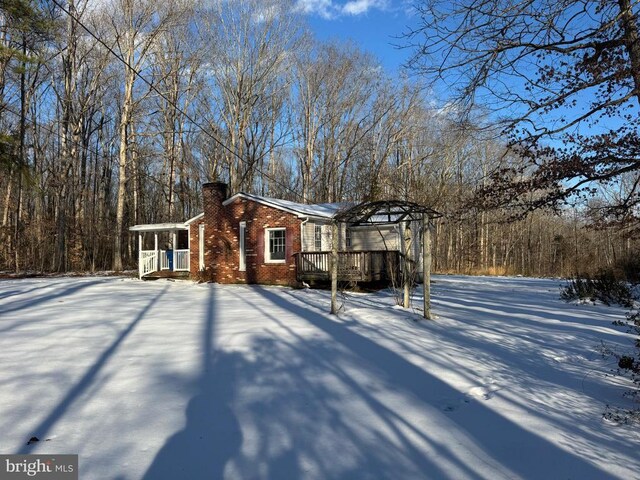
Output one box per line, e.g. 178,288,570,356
341,0,387,16
295,0,336,19
294,0,388,19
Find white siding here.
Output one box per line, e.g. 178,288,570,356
303,221,415,254
302,221,316,252
302,221,332,251
350,226,399,251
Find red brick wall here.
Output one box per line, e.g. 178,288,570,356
190,182,301,286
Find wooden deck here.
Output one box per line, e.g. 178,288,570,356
293,250,400,283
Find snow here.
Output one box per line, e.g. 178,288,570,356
0,275,638,479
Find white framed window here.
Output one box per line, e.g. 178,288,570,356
239,221,246,271
314,224,322,250
345,228,352,248
265,228,286,263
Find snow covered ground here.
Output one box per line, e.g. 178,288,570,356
0,275,638,479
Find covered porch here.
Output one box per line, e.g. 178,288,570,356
129,223,190,279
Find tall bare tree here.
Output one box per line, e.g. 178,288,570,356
101,0,185,270
198,0,303,194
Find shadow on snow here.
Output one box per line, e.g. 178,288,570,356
18,285,168,454
142,282,615,479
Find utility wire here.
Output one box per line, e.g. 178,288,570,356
1,104,164,189
49,0,305,202
1,102,114,159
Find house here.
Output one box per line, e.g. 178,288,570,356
130,182,421,285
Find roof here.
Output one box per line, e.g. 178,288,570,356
184,212,204,225
129,223,189,232
129,213,204,231
130,195,441,230
222,192,352,219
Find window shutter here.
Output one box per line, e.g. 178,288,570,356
285,228,293,263
257,230,264,263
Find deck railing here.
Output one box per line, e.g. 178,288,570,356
294,250,400,283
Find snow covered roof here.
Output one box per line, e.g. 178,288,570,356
129,223,189,232
184,212,204,225
222,192,352,219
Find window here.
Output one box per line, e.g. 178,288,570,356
345,228,352,248
314,225,322,250
239,222,246,271
266,228,286,262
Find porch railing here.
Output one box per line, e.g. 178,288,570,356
139,249,190,277
174,249,190,271
140,250,158,278
160,250,170,270
294,250,400,283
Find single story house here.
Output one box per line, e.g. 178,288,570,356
130,182,422,285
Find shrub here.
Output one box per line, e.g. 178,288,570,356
195,268,216,283
594,277,640,424
618,355,636,371
560,270,635,307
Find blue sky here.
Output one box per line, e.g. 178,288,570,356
301,0,416,73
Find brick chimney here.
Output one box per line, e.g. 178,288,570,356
202,182,229,280
203,181,228,210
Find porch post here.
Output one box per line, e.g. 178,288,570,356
172,231,177,271
423,214,432,320
138,233,143,279
154,232,159,272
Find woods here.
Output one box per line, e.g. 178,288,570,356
1,0,638,276
407,0,640,272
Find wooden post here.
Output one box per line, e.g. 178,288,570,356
423,214,432,320
402,221,411,308
330,221,339,314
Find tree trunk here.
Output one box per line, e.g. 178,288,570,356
113,39,135,271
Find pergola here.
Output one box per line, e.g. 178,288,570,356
332,200,442,319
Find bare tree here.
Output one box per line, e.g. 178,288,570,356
100,0,185,270
149,3,202,221
311,43,380,202
407,0,640,225
198,0,303,194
